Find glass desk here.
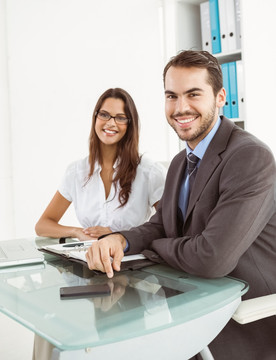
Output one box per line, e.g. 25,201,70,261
0,238,248,360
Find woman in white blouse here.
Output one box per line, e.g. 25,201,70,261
35,88,166,241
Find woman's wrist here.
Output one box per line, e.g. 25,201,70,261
68,227,83,238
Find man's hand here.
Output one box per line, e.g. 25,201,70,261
85,234,126,278
93,275,129,312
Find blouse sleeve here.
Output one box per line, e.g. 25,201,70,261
57,161,76,202
147,161,167,206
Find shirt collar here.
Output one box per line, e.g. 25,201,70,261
186,116,221,160
94,158,119,173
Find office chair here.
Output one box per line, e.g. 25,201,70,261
232,293,276,324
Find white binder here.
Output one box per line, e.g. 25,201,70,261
226,0,237,51
234,0,242,49
218,0,229,53
218,0,238,52
200,1,212,52
236,60,245,120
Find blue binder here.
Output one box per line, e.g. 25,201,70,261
221,63,231,118
209,0,221,54
228,61,239,119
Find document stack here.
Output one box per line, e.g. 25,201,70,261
200,0,241,55
221,60,244,120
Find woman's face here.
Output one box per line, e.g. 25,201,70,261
95,97,128,147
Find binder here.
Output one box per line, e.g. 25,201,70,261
40,241,160,271
234,0,242,49
218,0,229,53
221,63,231,118
228,61,239,119
200,1,212,52
209,0,221,54
236,60,244,120
225,0,237,51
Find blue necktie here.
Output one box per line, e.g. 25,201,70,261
187,153,199,198
178,153,200,221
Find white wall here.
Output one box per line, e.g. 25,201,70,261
4,0,173,239
0,0,14,239
241,0,276,156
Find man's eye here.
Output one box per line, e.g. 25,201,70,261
166,95,176,99
189,93,199,97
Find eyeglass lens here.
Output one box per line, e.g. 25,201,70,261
97,111,129,124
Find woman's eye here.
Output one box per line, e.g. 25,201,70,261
100,112,109,119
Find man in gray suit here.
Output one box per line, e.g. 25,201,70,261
86,50,276,359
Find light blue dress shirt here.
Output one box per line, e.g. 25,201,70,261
178,117,221,220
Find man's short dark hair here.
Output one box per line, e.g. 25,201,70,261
163,50,223,96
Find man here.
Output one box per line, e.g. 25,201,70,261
86,50,276,359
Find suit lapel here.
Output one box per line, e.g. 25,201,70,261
185,117,235,220
164,149,187,237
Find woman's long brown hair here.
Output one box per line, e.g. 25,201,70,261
88,88,140,206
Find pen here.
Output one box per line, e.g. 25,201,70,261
62,243,85,248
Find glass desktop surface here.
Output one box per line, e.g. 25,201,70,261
0,238,248,351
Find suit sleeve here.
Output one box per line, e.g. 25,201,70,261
123,143,276,278
151,143,276,277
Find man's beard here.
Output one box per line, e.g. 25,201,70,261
168,102,217,142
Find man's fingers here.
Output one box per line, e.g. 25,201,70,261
100,247,114,278
112,251,123,272
85,235,125,278
86,243,106,273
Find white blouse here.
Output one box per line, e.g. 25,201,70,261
58,156,166,231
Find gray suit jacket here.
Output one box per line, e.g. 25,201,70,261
122,117,276,359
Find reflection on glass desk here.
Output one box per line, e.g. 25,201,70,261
0,238,249,360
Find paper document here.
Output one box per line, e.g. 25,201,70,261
41,241,146,264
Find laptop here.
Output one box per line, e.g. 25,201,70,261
0,238,44,268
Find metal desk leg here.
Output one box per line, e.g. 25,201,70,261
199,346,215,360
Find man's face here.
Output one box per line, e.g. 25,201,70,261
164,66,225,150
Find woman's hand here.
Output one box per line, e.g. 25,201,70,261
82,226,112,238
73,228,97,241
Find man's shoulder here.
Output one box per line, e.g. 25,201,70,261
215,117,274,157
228,123,273,155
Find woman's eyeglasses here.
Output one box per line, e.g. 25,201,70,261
96,111,129,125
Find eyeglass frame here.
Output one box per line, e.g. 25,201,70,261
96,110,130,125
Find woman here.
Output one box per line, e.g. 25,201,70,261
35,88,166,240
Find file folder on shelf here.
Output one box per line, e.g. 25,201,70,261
218,0,228,53
221,63,231,118
228,61,239,119
236,60,244,120
218,0,238,53
234,0,242,50
209,0,221,54
200,1,212,52
225,0,237,51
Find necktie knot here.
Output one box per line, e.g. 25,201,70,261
187,153,199,176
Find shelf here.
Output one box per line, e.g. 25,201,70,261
215,49,242,64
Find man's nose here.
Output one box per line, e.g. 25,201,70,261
175,97,190,113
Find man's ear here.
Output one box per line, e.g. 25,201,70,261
216,87,226,108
